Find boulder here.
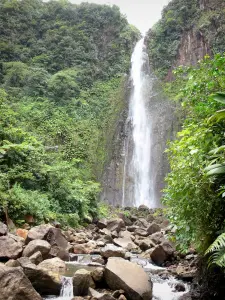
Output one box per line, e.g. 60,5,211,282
147,223,161,235
49,245,70,261
150,245,167,266
45,227,68,249
113,237,137,251
0,264,42,300
26,224,52,243
107,219,125,233
0,233,24,259
29,251,43,265
105,257,152,300
118,295,127,300
73,269,95,296
161,241,175,257
97,218,108,229
23,239,51,258
150,232,165,244
91,267,104,282
38,257,66,274
134,228,149,237
138,238,155,251
17,257,61,295
101,244,125,259
0,222,7,236
134,219,149,228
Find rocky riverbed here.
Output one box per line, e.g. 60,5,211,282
0,206,198,300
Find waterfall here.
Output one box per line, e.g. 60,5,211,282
124,37,156,208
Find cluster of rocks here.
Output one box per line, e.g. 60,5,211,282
0,206,197,299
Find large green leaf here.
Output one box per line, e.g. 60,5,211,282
205,163,224,171
206,165,225,176
208,109,225,123
209,145,225,155
210,92,225,104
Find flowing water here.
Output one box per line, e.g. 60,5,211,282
123,37,156,207
45,256,189,300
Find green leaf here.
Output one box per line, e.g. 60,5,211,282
208,109,225,123
206,165,225,176
210,92,225,104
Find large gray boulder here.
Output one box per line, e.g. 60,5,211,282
26,224,52,243
38,257,66,274
107,219,125,233
17,257,61,295
147,223,161,235
23,239,51,259
101,244,125,259
73,269,95,296
0,234,24,259
0,264,42,300
45,227,68,249
105,258,152,300
150,245,167,266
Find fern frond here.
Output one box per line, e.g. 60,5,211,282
205,233,225,254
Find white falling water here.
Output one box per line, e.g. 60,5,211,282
129,37,155,207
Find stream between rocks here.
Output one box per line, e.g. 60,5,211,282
44,254,190,300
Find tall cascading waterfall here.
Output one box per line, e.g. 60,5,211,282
122,37,157,208
101,37,176,208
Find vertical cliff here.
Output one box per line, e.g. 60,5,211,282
148,0,225,80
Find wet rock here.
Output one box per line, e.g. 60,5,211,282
0,233,24,259
176,264,197,280
107,219,125,233
101,244,125,259
22,239,51,259
73,269,95,296
0,222,7,236
92,256,105,265
91,267,104,282
26,224,52,243
112,290,125,298
105,257,152,300
0,264,42,300
174,282,186,292
38,257,66,274
89,287,115,299
29,251,43,265
150,245,167,266
97,218,108,229
147,223,161,235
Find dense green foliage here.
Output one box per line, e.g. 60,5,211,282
163,54,225,252
147,0,225,78
0,0,139,226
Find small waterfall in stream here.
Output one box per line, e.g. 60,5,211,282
123,37,156,208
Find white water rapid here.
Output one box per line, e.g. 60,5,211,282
125,37,156,207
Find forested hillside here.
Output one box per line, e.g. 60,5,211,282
0,0,139,226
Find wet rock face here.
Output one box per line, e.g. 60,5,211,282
105,257,152,300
